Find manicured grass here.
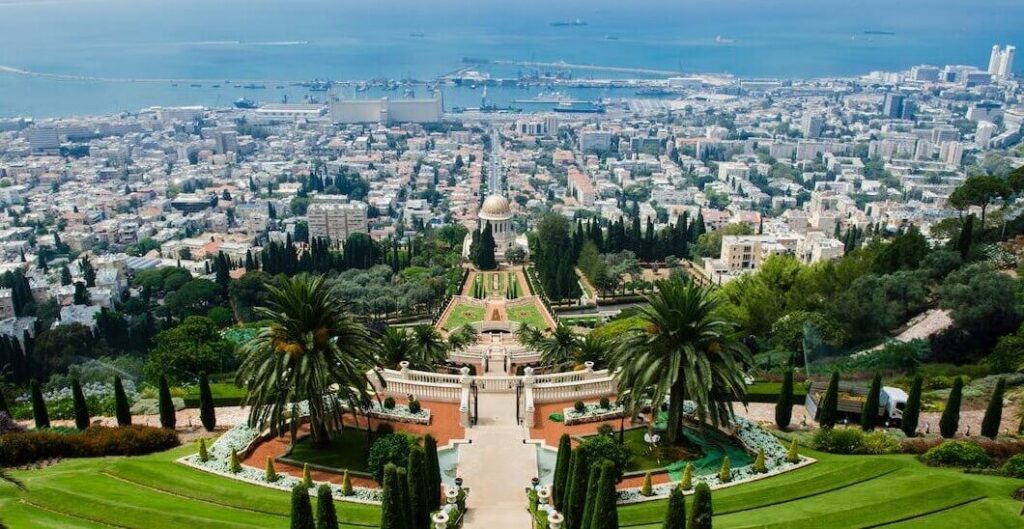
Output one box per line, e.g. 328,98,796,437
616,448,1024,528
507,303,549,330
285,429,372,473
482,271,506,298
746,380,809,403
0,444,381,529
441,302,486,330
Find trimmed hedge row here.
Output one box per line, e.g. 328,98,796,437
0,425,179,466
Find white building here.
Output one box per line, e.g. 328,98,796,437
579,130,612,152
306,200,368,245
329,97,442,124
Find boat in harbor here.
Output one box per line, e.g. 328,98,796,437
242,83,266,89
233,98,258,109
552,101,606,113
551,19,587,27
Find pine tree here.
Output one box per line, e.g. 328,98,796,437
113,376,132,426
679,463,693,490
588,460,619,529
316,484,339,529
940,376,963,438
688,483,713,529
902,375,923,437
290,483,316,529
423,434,441,509
30,379,49,429
553,433,572,509
662,487,686,529
407,447,428,529
198,372,216,432
775,369,794,429
70,378,90,430
981,377,1006,440
861,373,882,431
158,375,176,430
380,464,405,529
817,372,840,428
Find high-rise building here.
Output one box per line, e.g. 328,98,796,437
882,94,905,119
999,45,1015,78
910,65,940,82
28,126,60,153
940,141,964,167
976,121,996,148
801,113,825,138
307,199,368,245
579,130,612,152
989,45,1003,74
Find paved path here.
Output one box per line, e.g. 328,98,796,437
458,392,535,528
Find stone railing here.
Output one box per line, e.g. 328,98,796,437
470,320,522,333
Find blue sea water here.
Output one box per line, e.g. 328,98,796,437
0,0,1022,117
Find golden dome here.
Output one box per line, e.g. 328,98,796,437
479,194,511,217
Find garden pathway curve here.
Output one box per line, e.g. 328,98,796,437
458,391,536,528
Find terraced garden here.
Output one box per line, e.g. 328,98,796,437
0,444,380,529
617,448,1024,528
506,303,549,330
441,302,486,331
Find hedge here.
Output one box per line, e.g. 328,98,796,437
0,425,180,466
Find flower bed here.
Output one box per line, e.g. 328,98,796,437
179,404,383,504
614,410,812,504
369,402,431,425
1,425,179,466
563,402,624,426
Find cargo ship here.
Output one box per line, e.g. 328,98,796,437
233,98,258,109
551,19,587,27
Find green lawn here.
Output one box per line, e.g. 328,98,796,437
285,429,372,473
617,448,1024,528
0,444,381,529
441,302,486,330
507,303,549,330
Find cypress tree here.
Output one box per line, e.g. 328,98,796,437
266,457,279,482
229,448,242,473
688,483,713,529
588,460,619,529
579,461,602,529
198,438,209,462
316,483,339,529
158,375,176,429
662,487,686,529
679,463,693,490
940,376,963,438
113,376,132,426
956,214,974,259
786,438,799,463
290,483,316,529
817,372,840,429
407,446,428,529
30,379,49,429
981,377,1006,440
0,389,8,416
901,375,923,437
396,467,412,529
553,433,572,509
302,463,313,488
423,434,441,510
71,378,90,430
861,373,882,431
380,464,405,529
775,369,794,429
198,372,216,432
718,456,732,483
565,445,591,529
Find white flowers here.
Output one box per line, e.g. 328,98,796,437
563,402,625,425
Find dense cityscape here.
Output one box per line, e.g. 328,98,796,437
1,6,1024,528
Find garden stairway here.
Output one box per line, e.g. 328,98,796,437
457,391,536,528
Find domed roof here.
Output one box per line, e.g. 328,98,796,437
479,194,511,217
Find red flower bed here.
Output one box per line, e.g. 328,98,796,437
0,425,179,466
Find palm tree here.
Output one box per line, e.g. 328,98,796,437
610,276,750,444
515,323,545,348
236,274,380,444
576,333,609,367
538,324,581,366
411,324,448,365
379,327,423,369
1,470,24,529
447,324,478,352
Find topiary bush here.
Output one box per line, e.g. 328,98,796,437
812,427,864,454
408,399,422,414
383,396,396,410
574,401,585,413
922,440,992,468
599,397,610,409
1000,453,1024,478
640,471,653,496
367,433,415,483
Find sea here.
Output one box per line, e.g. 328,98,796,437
0,0,1022,118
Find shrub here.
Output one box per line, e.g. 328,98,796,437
376,422,394,435
265,456,279,482
290,483,315,529
1000,453,1024,478
640,471,653,496
198,438,209,462
383,397,396,410
812,427,864,454
367,433,415,483
663,487,686,529
316,483,339,529
301,463,313,488
0,426,179,466
857,431,902,455
599,397,611,409
341,470,353,496
787,438,799,463
922,441,992,468
229,448,242,473
408,399,422,414
578,434,630,480
574,401,586,413
596,424,614,437
718,456,732,483
679,463,693,490
753,448,766,473
0,411,24,435
688,483,713,529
